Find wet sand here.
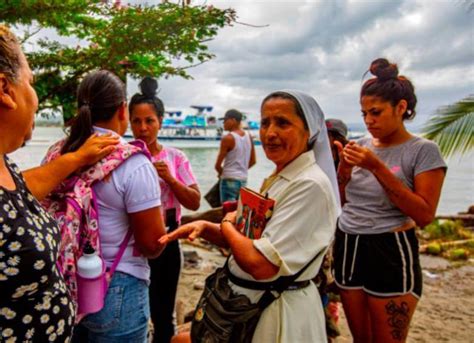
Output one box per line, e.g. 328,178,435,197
176,242,474,342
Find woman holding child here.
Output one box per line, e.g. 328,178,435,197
333,58,446,343
163,90,339,342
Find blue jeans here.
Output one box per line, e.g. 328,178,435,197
73,272,150,343
220,178,247,203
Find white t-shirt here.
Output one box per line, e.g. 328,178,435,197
93,128,161,282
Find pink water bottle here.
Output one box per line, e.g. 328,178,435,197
76,243,107,314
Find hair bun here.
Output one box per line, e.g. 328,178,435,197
370,58,398,81
139,76,158,98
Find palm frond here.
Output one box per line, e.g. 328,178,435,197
423,95,474,158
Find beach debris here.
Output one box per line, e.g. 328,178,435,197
183,250,202,268
420,239,474,253
425,242,442,255
419,219,474,261
422,270,439,279
449,248,469,260
436,205,474,229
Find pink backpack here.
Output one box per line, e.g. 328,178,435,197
42,138,150,315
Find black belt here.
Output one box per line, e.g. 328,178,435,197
227,269,311,291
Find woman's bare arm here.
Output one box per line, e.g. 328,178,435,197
24,134,118,200
129,206,167,258
343,143,446,227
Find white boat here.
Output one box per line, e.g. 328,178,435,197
124,105,261,148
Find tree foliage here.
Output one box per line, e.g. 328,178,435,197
423,95,474,158
0,1,236,121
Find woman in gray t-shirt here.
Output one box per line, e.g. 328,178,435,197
333,58,446,343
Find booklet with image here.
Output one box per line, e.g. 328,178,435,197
235,187,275,239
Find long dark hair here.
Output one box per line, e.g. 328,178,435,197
61,70,125,154
361,58,417,120
129,77,165,119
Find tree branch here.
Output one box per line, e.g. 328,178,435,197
177,60,208,71
20,26,43,44
235,20,269,28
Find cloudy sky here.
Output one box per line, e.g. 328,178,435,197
102,1,473,128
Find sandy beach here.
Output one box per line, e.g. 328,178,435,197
175,241,474,343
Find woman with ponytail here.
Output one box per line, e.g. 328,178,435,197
333,58,447,342
46,70,167,342
129,77,200,343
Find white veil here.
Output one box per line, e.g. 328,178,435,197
277,90,341,211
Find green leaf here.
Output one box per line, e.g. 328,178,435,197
423,95,474,158
3,1,236,121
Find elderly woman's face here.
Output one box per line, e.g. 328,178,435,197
260,97,309,172
1,52,38,152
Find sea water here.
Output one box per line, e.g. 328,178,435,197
8,127,474,215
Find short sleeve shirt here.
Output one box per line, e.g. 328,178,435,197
339,136,447,234
151,146,197,224
92,128,161,282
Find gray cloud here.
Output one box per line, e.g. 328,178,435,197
126,0,473,126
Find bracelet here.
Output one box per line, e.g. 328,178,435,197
221,219,233,225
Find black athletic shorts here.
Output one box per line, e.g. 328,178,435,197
333,227,422,298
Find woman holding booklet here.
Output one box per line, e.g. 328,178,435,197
162,90,339,343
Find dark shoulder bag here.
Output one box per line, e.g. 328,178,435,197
204,180,221,208
191,250,323,343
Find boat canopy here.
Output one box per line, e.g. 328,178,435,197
162,118,186,129
247,120,260,130
182,115,207,128
190,105,213,113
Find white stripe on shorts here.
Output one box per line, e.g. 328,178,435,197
342,232,348,285
403,231,415,293
395,232,407,293
349,235,359,282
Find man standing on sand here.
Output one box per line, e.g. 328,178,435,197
215,109,256,202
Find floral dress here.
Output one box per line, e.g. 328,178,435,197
0,157,74,342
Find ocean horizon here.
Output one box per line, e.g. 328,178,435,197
9,127,473,216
